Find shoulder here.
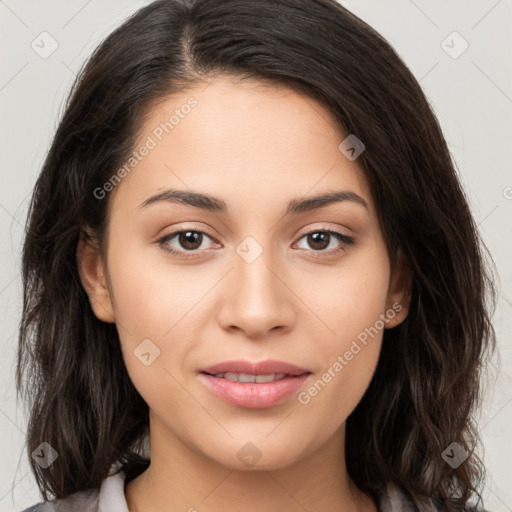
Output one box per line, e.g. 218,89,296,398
19,465,128,512
380,482,415,511
19,488,98,512
380,483,492,512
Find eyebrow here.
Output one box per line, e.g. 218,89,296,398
138,188,369,215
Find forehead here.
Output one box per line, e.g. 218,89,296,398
110,74,373,214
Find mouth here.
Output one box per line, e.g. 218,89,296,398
198,359,312,409
199,358,310,377
201,372,292,383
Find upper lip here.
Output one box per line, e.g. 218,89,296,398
200,359,310,376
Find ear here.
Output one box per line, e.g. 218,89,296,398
76,228,115,323
384,248,412,329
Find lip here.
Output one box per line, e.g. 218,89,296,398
200,359,310,376
198,359,311,409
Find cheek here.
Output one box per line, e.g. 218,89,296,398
295,247,390,416
106,234,192,338
104,237,174,377
296,300,385,439
295,243,390,348
105,236,213,405
108,256,195,423
296,339,381,448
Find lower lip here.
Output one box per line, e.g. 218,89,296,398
199,373,311,409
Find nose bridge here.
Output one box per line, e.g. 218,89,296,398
236,234,284,308
218,234,294,336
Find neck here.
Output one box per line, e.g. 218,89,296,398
125,414,377,512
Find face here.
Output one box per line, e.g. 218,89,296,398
79,74,410,471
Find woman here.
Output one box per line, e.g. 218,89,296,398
17,0,496,511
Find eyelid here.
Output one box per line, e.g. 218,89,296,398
157,223,218,242
158,222,354,241
295,222,354,239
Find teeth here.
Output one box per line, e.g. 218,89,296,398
256,373,286,383
215,372,288,383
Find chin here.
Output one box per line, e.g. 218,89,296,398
199,435,314,472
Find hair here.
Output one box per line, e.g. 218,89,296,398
16,0,497,510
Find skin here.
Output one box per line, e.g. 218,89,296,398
78,74,411,512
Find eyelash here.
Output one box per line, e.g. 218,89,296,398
156,226,355,260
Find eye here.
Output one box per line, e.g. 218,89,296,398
157,229,218,259
156,227,355,260
294,229,355,256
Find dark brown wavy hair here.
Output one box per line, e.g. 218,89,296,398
16,0,497,510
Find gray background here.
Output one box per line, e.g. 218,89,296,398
1,1,511,511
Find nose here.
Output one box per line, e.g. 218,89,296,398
217,243,296,339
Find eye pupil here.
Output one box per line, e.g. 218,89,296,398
179,231,202,250
308,232,329,250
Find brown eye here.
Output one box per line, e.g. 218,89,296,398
177,231,203,250
306,232,331,251
158,229,218,259
295,230,355,255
